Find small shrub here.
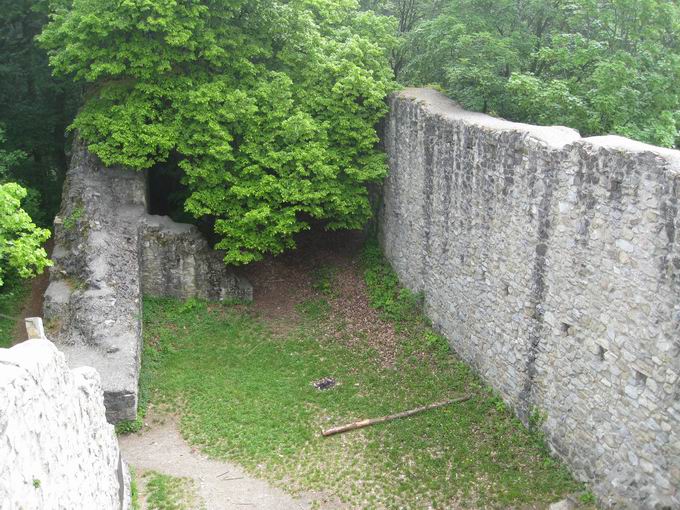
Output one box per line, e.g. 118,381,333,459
362,240,421,324
115,417,143,435
580,491,596,504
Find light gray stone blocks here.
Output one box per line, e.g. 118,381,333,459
381,88,679,509
43,139,251,423
0,338,131,509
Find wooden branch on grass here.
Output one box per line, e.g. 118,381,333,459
321,395,472,437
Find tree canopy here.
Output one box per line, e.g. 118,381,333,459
3,0,677,275
366,0,680,148
0,0,78,227
40,0,396,264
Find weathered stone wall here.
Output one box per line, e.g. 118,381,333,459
141,215,252,302
44,139,146,423
0,336,131,509
44,140,252,423
381,88,680,509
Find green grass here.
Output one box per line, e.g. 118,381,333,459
0,279,29,348
143,471,203,510
139,241,585,509
130,468,140,510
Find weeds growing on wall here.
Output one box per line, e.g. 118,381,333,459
362,238,450,359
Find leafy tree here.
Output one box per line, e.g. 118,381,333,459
0,0,79,226
360,0,443,77
0,129,51,287
40,0,396,264
402,0,680,148
0,128,25,178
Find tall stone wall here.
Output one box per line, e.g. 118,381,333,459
44,139,252,423
43,140,147,424
381,88,680,509
0,336,131,509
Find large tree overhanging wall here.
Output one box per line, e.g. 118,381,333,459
39,0,396,264
381,89,679,509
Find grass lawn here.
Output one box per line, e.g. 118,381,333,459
137,240,587,509
141,471,203,510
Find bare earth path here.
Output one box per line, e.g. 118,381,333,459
119,417,335,510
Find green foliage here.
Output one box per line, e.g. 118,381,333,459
362,239,421,324
62,205,83,231
400,0,680,147
311,264,337,295
0,1,78,226
581,490,596,505
40,0,397,264
0,278,29,348
360,0,443,77
296,297,331,321
114,417,143,436
0,128,26,179
129,468,140,510
0,182,51,288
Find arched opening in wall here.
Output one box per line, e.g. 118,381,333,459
146,155,218,244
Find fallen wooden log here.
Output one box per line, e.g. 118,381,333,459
321,395,472,437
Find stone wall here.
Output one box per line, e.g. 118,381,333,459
44,139,252,423
0,335,131,509
141,215,252,302
381,88,680,509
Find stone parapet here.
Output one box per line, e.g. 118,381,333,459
0,334,131,509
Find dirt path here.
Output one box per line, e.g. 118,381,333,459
11,239,53,345
119,416,341,510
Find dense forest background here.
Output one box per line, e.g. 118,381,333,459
0,0,679,288
371,0,680,149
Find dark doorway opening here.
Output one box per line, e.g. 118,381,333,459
147,154,190,220
146,156,218,245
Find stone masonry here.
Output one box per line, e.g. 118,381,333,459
0,332,131,509
44,139,252,423
381,89,679,509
